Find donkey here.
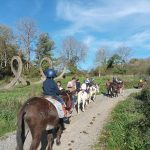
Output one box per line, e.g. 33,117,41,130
16,91,72,150
89,84,98,102
77,90,89,114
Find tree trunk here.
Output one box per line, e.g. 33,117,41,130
99,69,101,77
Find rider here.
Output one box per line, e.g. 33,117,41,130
76,78,81,92
113,76,120,84
90,77,95,83
57,80,64,91
43,68,68,120
67,77,77,108
81,83,87,92
84,77,91,93
106,79,111,95
138,79,144,88
84,77,91,87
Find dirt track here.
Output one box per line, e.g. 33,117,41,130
0,89,140,150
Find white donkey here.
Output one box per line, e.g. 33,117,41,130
89,84,100,102
77,83,89,114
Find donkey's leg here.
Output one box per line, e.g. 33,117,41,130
88,95,90,104
93,94,95,101
82,100,85,112
29,127,43,150
85,100,87,108
56,124,63,145
94,94,96,101
77,101,80,114
47,132,53,150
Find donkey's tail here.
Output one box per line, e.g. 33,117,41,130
16,107,26,150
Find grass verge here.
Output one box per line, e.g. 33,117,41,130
94,86,150,150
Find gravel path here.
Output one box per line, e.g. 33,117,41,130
0,89,140,150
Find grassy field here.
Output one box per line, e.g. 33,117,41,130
0,75,144,137
94,84,150,150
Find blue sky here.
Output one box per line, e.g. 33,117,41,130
0,0,150,69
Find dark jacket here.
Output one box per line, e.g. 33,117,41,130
43,78,60,97
76,81,81,92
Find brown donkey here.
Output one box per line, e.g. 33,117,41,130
16,91,72,150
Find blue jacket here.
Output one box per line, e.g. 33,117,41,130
43,78,60,97
76,81,81,92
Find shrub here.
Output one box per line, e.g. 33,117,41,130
95,87,150,150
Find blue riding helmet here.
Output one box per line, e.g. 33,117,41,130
44,68,57,78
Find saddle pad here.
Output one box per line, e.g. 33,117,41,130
45,97,64,118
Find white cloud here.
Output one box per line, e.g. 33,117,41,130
56,0,150,35
82,30,150,53
55,0,150,68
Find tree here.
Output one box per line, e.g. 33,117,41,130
35,32,55,65
0,24,17,74
17,17,37,70
116,45,132,64
60,37,88,74
107,54,122,69
95,47,110,76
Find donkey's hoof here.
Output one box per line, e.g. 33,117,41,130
56,140,61,145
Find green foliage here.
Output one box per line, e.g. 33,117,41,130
0,84,42,137
0,100,21,136
140,82,150,118
24,66,40,79
107,54,122,69
0,24,18,77
146,66,150,75
95,85,150,150
35,32,55,65
112,66,127,74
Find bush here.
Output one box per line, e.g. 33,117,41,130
0,100,21,136
112,66,127,74
95,87,150,150
23,66,40,79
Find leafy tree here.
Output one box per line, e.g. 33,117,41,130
0,24,18,77
107,54,122,69
35,32,55,65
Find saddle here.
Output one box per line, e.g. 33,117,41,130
44,96,65,118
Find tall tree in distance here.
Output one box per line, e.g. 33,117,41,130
35,32,55,65
60,37,88,74
17,17,37,70
116,45,132,65
95,46,110,76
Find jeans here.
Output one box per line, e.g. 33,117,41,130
72,95,77,108
55,96,65,105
